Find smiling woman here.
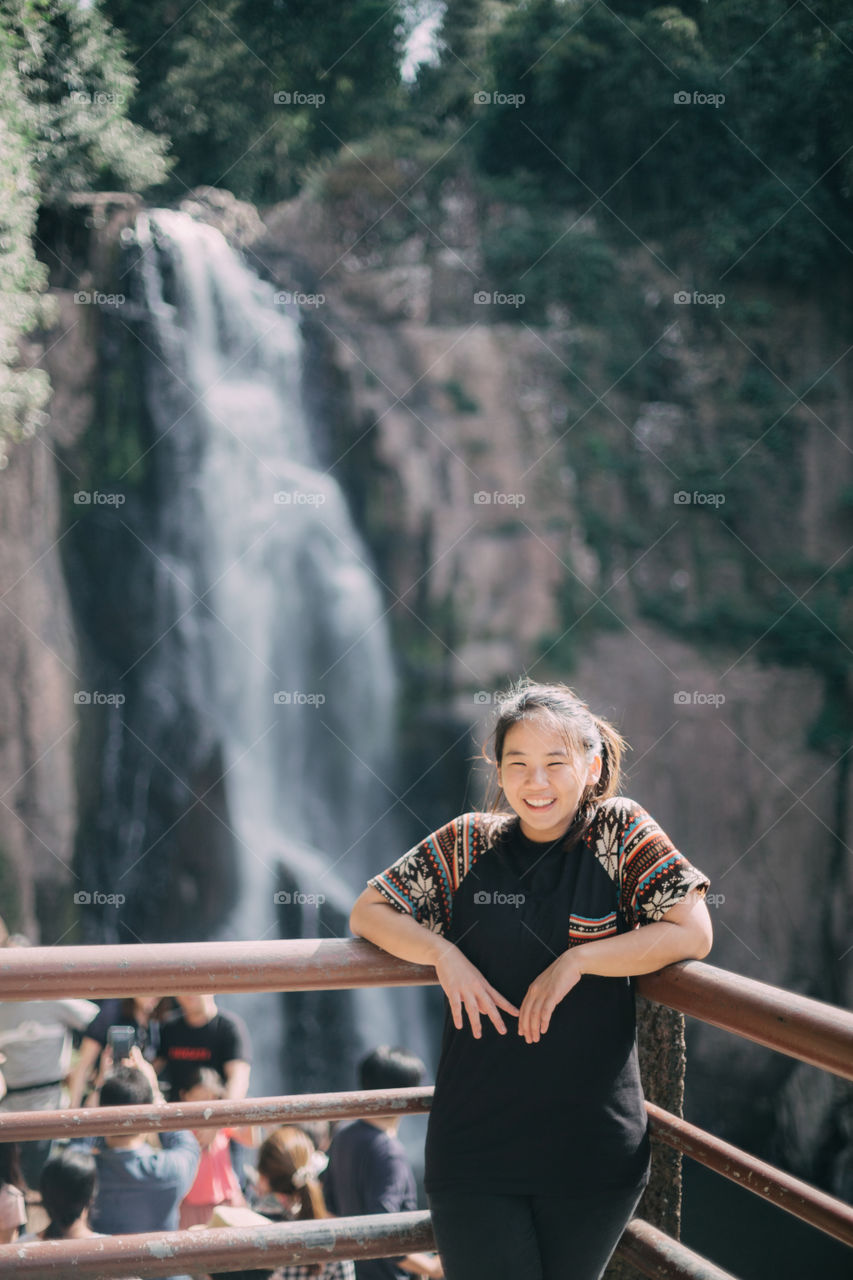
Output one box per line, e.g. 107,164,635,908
350,678,713,1280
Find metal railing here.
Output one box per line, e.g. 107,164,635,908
0,940,850,1279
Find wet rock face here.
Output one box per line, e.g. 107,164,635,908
0,289,94,942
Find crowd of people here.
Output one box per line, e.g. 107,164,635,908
0,944,440,1280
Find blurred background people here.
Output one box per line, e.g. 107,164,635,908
323,1048,441,1280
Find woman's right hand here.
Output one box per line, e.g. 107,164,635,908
433,945,519,1038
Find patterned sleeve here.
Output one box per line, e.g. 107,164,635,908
592,797,711,928
366,813,490,937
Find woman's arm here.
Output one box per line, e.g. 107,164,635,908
517,890,713,1043
66,1036,103,1108
350,887,519,1038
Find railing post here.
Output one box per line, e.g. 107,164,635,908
606,996,687,1280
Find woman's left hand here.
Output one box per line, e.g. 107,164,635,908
518,950,584,1044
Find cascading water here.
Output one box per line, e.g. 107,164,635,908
78,207,428,1095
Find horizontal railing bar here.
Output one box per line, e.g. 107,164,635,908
0,938,432,1000
0,1210,435,1279
617,1218,741,1280
0,1085,433,1141
646,1102,853,1247
0,1210,743,1280
636,960,853,1081
0,940,849,1080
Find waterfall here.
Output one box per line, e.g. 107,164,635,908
106,208,423,1095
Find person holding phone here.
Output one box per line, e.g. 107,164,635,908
67,996,168,1108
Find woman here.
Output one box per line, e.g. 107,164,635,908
350,680,713,1280
256,1127,355,1280
67,996,167,1108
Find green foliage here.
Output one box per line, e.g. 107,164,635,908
0,21,52,460
0,0,168,457
102,0,406,202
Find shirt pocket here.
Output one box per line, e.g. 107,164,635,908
568,910,619,947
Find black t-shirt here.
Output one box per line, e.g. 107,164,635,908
84,1000,161,1060
158,1010,251,1098
323,1120,417,1280
368,800,711,1197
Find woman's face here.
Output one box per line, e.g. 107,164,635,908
497,716,601,842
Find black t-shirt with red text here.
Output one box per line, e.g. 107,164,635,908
158,1010,251,1098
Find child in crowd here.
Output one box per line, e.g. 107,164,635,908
178,1066,257,1228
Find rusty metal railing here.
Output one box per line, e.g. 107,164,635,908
1,1086,850,1249
0,1211,745,1279
0,941,850,1080
0,941,850,1277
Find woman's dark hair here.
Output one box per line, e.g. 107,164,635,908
0,1143,23,1191
484,679,629,849
40,1147,97,1239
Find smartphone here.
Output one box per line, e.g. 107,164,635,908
107,1025,136,1061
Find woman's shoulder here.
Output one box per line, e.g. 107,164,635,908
587,795,651,832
